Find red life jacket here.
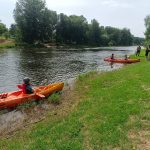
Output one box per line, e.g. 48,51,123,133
17,84,27,94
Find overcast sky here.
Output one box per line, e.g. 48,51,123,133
0,0,149,37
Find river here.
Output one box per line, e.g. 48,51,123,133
0,46,136,92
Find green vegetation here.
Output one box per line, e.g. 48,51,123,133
0,21,7,36
145,15,150,46
0,38,15,49
48,93,61,104
0,51,149,150
12,0,143,46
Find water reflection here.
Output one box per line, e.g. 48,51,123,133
0,47,136,92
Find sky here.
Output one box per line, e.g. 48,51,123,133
0,0,150,37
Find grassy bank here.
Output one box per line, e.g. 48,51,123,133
0,38,15,49
0,52,150,150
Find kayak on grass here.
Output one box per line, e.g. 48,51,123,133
104,58,140,63
0,82,64,109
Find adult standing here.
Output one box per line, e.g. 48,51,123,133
145,47,149,60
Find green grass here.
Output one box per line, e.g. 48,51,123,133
0,43,15,49
48,93,61,104
0,50,149,150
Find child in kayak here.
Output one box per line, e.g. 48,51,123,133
18,77,34,94
110,54,114,60
124,54,129,60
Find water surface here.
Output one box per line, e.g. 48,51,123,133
0,47,136,92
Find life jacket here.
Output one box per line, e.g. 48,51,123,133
17,84,27,94
18,83,33,94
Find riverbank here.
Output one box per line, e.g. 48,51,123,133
0,39,15,49
0,52,149,149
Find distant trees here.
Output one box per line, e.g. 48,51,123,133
9,24,17,38
119,28,133,46
0,21,8,36
133,37,145,45
14,0,57,44
13,0,138,46
56,14,88,44
145,15,150,45
88,19,102,46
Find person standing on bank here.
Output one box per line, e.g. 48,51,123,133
145,47,150,61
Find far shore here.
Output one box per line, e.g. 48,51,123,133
0,39,138,51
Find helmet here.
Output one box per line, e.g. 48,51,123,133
23,77,30,84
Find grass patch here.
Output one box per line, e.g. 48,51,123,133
48,93,61,104
0,50,149,150
17,101,39,109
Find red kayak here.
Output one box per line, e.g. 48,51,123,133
104,58,140,63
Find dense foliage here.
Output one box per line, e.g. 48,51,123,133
133,37,145,45
0,21,8,36
145,15,150,45
12,0,143,46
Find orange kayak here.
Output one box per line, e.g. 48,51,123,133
104,58,140,63
0,82,64,109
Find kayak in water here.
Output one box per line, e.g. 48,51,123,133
0,82,64,109
104,58,140,63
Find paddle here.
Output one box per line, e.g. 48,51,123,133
35,93,45,99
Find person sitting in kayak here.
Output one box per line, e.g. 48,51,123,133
125,54,128,60
18,77,34,94
110,54,115,60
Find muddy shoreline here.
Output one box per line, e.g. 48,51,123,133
0,79,75,138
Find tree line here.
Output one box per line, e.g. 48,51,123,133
145,15,150,46
1,0,144,46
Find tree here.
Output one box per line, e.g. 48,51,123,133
69,15,88,44
14,0,56,44
145,15,150,41
39,8,57,42
56,13,70,44
9,24,17,38
104,27,133,46
88,19,102,46
119,28,133,46
56,14,88,44
0,21,8,36
133,37,145,45
105,27,121,46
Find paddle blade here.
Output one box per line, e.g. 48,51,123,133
35,93,45,98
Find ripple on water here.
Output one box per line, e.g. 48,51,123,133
0,47,136,92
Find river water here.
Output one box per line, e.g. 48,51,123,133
0,46,136,92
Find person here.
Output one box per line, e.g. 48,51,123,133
18,77,34,94
136,46,141,56
145,47,149,61
110,53,114,60
124,54,128,60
